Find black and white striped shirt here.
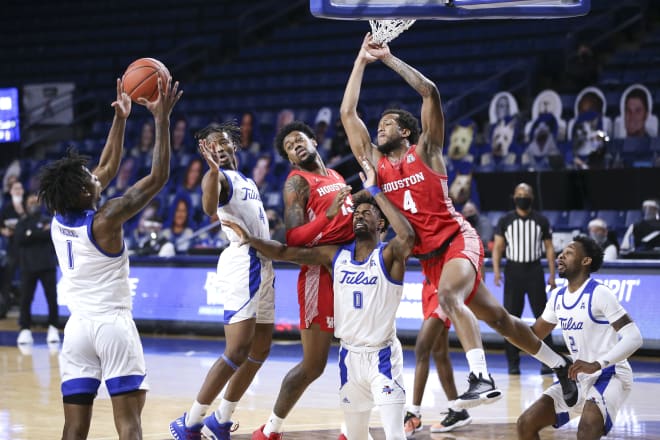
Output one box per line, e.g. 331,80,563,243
495,211,551,263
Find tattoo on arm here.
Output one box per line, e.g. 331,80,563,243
384,56,435,97
283,175,310,230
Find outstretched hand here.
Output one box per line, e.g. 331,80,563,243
364,32,391,60
358,33,379,64
111,78,131,119
137,76,183,121
358,156,377,188
221,220,250,246
326,185,352,220
198,139,219,171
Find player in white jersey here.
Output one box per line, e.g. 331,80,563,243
518,235,643,440
170,122,276,440
224,158,415,440
39,77,181,440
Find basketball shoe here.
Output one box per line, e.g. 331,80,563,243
430,409,472,433
454,372,502,409
202,414,238,440
169,413,202,440
251,425,283,440
404,411,422,438
553,354,578,407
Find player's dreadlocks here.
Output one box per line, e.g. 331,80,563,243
38,150,90,214
195,121,241,148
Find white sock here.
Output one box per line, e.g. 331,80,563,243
216,398,238,423
186,401,209,425
533,342,565,368
263,412,284,436
448,400,461,412
465,348,489,378
409,405,421,417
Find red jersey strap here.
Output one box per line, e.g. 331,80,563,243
286,214,331,247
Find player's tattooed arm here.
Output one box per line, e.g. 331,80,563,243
283,174,310,231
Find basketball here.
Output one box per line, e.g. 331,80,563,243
122,58,171,103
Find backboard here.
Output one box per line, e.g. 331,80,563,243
310,0,590,20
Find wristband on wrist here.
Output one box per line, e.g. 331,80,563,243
366,185,381,197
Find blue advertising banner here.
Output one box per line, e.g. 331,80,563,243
32,261,660,349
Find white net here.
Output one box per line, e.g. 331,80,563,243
369,19,416,45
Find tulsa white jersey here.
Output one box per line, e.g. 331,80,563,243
217,169,270,243
51,210,131,316
332,242,403,348
542,278,631,377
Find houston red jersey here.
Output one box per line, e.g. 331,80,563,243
288,168,354,246
377,145,467,255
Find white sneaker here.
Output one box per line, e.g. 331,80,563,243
47,325,60,343
17,329,33,345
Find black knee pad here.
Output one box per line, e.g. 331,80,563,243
63,392,96,405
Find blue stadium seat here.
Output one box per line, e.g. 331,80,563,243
486,211,505,229
554,210,571,231
625,210,642,228
568,210,590,231
542,210,561,229
596,210,627,231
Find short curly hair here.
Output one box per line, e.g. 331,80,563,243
274,121,316,160
381,109,420,145
352,190,388,231
573,234,604,273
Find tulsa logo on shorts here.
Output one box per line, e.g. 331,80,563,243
382,385,394,395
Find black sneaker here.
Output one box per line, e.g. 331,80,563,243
430,409,472,433
403,411,422,438
553,354,578,407
454,372,502,409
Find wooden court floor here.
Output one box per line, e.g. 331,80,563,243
1,319,659,440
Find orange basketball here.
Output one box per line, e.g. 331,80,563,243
122,58,171,103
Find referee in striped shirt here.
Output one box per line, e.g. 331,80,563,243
492,183,556,375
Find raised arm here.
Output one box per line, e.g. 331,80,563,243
95,77,182,251
283,174,351,247
340,33,381,165
198,139,230,216
222,220,337,269
366,36,445,164
360,157,414,282
93,79,131,189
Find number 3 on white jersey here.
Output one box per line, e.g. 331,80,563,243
403,190,418,214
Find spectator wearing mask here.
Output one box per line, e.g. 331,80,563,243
15,193,59,345
621,199,660,254
461,201,493,250
0,180,26,317
587,218,618,261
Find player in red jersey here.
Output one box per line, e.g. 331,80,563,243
252,121,354,440
340,34,577,413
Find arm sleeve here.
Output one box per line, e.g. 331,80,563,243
286,214,331,247
598,322,643,368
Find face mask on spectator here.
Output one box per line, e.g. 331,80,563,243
590,231,607,246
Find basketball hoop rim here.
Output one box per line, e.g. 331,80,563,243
310,0,590,20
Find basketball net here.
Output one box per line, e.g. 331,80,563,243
369,19,416,45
